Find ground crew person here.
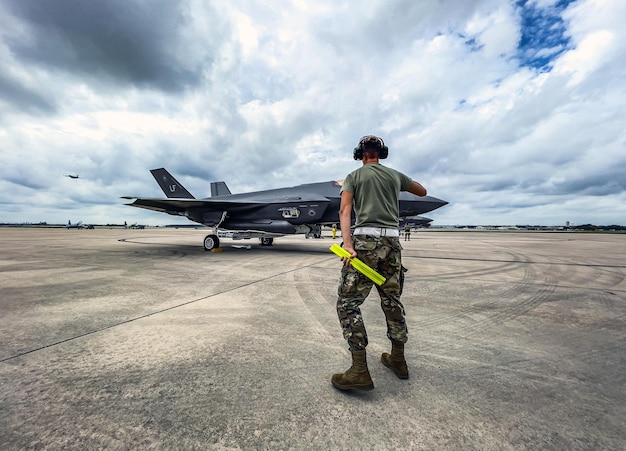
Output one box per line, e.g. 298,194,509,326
404,223,411,241
331,135,427,391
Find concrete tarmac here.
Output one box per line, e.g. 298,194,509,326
1,228,625,450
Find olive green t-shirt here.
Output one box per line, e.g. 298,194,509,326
341,163,413,228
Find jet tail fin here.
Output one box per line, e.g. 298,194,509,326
210,181,232,197
150,168,195,199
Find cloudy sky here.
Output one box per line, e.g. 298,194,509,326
1,0,624,226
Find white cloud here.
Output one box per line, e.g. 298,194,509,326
0,0,624,226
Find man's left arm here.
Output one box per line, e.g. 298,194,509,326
407,180,427,197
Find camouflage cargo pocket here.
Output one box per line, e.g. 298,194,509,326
354,236,377,251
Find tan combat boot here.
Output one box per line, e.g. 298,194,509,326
381,341,409,379
331,350,374,391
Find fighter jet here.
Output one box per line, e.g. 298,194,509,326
123,168,448,250
64,174,80,179
399,215,433,228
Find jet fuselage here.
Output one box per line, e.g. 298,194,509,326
124,169,448,238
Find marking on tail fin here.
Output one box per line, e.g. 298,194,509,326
150,168,195,199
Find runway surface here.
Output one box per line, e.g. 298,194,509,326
1,228,625,449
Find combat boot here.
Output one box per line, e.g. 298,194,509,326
381,341,409,379
331,350,374,391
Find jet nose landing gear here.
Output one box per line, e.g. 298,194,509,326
203,234,220,251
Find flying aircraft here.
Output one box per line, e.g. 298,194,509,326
64,174,80,179
123,168,448,250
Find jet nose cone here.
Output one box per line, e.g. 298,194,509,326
422,196,448,213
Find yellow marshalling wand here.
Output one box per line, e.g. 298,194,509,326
329,244,386,286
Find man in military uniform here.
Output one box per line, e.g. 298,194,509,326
332,135,427,391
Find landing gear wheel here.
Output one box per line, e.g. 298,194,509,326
203,234,220,251
260,237,274,246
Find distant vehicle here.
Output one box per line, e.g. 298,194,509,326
64,175,80,179
123,168,448,250
128,223,145,229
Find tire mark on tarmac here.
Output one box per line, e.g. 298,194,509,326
403,253,521,281
411,250,534,329
412,249,559,335
410,235,626,336
292,266,339,340
458,271,558,337
0,255,337,363
480,239,626,292
118,238,190,259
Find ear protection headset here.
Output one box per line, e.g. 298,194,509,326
353,135,389,160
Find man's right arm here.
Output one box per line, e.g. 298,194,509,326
339,191,357,260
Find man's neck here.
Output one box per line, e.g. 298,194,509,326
362,156,379,165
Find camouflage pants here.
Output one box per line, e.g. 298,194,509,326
336,235,408,351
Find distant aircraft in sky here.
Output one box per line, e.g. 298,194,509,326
64,174,80,179
123,168,448,250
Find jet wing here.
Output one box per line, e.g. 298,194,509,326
122,197,209,214
122,193,330,214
